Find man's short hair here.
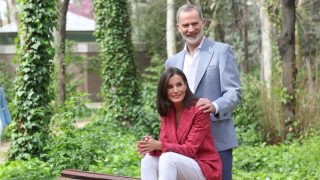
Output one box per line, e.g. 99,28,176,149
176,4,203,23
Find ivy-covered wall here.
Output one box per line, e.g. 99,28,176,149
7,0,57,160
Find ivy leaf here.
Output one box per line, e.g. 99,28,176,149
23,74,29,81
17,91,24,97
31,42,41,50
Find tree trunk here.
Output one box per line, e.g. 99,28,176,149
166,0,176,58
130,0,139,42
6,0,19,24
7,0,57,161
242,2,249,73
54,0,70,103
208,0,225,42
278,0,296,136
296,0,313,92
0,13,2,27
295,22,302,71
306,57,314,91
257,0,272,97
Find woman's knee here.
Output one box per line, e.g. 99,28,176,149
141,154,158,168
159,152,178,166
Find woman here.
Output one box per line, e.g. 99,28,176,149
137,68,222,180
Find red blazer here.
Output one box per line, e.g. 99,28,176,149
151,106,222,180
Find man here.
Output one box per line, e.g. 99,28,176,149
165,4,241,180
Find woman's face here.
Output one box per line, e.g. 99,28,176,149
167,74,187,106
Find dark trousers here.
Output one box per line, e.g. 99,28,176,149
218,149,233,180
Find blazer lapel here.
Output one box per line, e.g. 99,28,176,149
176,107,194,142
174,51,186,70
194,38,215,91
166,112,179,143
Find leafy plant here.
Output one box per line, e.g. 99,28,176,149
135,0,167,57
233,74,263,145
7,0,58,160
0,61,14,103
134,54,164,138
93,0,142,125
43,115,141,177
233,135,320,179
50,93,89,135
0,61,14,142
88,123,140,178
52,40,100,100
0,158,54,180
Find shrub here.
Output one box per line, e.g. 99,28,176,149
88,122,140,177
41,92,141,177
133,54,164,138
233,74,263,145
0,61,14,103
43,109,141,177
0,158,54,180
233,135,320,179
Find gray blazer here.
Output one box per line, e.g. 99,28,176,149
165,38,241,151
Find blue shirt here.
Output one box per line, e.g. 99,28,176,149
0,87,12,128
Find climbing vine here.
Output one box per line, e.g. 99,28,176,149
93,0,141,124
7,0,57,160
265,0,282,33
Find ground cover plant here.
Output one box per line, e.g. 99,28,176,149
233,135,320,179
1,115,319,179
0,121,140,179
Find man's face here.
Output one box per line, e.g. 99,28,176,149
177,9,205,46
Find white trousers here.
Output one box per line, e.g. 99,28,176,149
141,152,205,180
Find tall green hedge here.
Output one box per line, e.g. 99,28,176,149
94,0,141,124
7,0,57,160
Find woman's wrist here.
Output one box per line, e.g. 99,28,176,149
157,141,163,150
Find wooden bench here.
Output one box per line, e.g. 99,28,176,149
58,169,140,180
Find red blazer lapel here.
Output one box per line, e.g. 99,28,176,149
164,112,179,144
176,107,195,143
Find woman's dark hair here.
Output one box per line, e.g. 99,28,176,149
156,67,198,116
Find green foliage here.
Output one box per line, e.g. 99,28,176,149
136,0,167,56
2,109,319,179
0,61,14,141
43,127,105,175
0,158,54,180
35,93,140,177
50,93,89,134
53,40,101,100
94,0,141,124
233,74,263,145
1,93,92,177
233,136,320,179
52,40,82,100
134,54,164,137
265,0,282,33
43,116,140,177
41,94,92,175
0,124,13,141
0,61,14,103
7,0,58,160
88,122,140,177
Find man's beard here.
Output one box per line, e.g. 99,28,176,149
181,30,204,45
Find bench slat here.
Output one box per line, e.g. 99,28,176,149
60,169,139,180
